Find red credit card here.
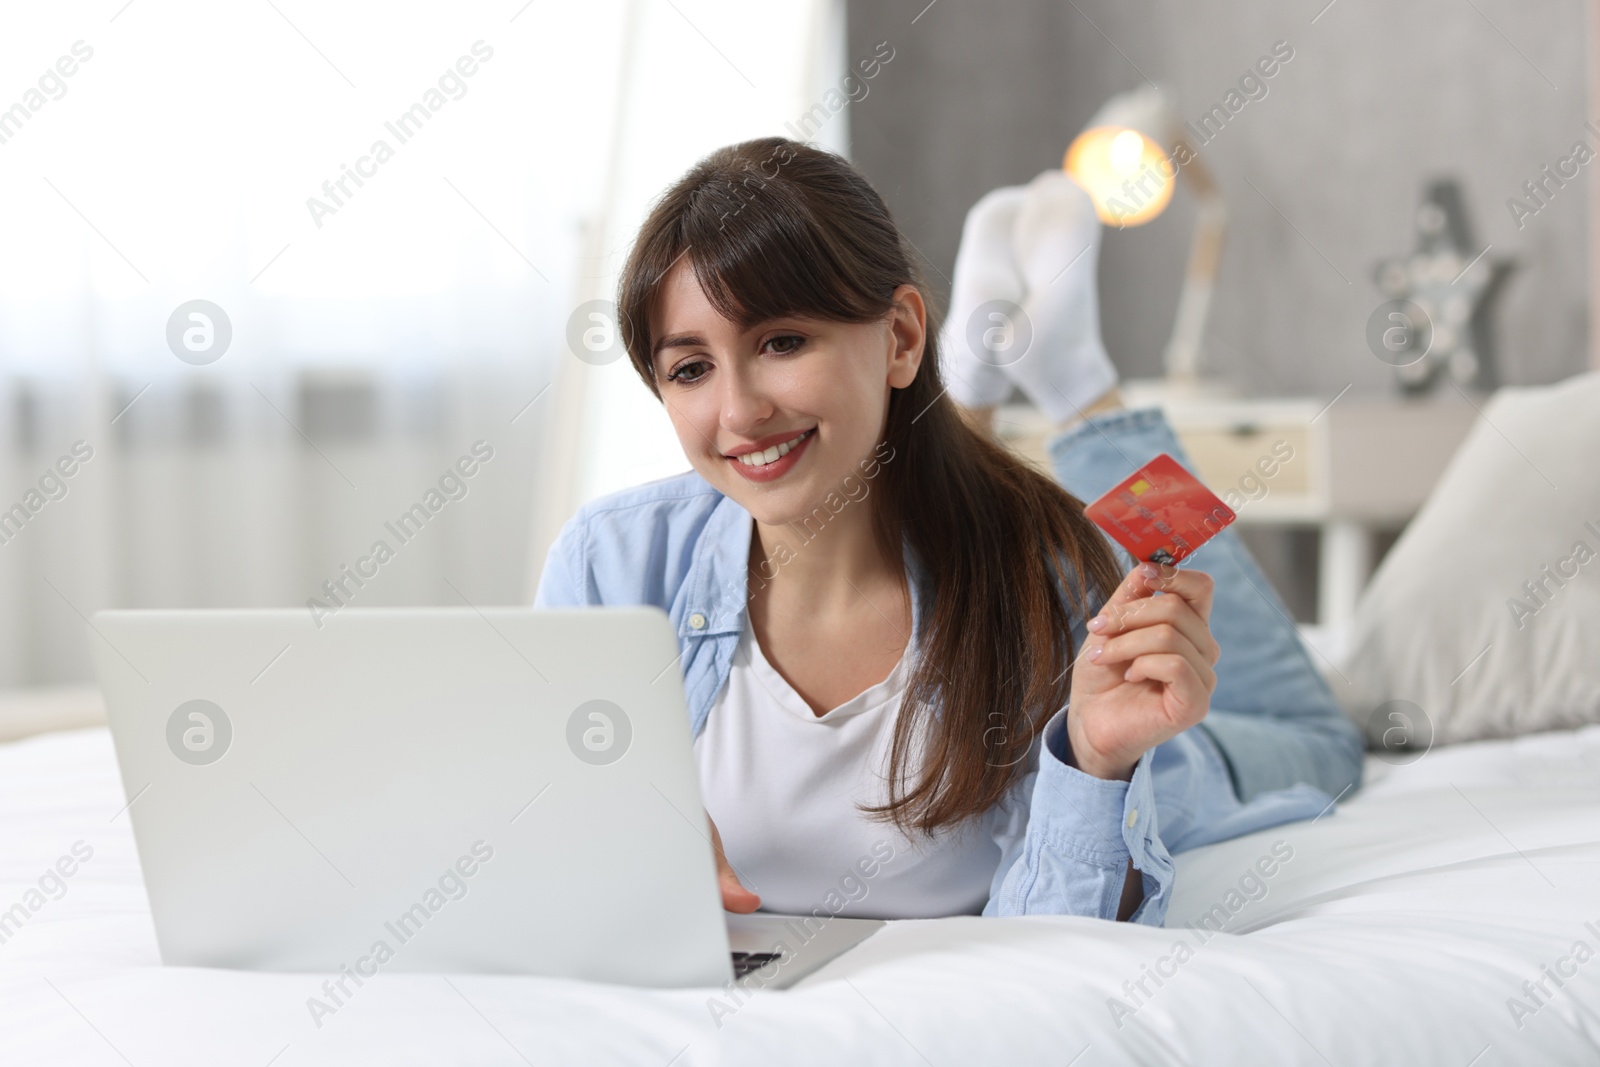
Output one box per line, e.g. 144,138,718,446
1083,453,1235,566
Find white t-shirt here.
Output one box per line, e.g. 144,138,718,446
693,617,1001,919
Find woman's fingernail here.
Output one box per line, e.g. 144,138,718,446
1088,643,1103,661
1139,563,1159,578
1087,615,1106,632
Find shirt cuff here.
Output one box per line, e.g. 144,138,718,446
1036,706,1165,908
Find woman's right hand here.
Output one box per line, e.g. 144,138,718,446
1066,562,1220,781
709,814,760,913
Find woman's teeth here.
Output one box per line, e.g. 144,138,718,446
736,429,811,466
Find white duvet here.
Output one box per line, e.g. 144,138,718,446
3,724,1599,1066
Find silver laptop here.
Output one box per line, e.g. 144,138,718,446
89,607,881,989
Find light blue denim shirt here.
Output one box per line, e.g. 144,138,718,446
533,470,1337,925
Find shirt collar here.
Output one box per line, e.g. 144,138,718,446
680,489,931,644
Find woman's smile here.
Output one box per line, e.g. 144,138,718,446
725,427,816,483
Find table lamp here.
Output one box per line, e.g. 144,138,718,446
1064,85,1225,387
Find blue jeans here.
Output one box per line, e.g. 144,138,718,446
1047,406,1365,803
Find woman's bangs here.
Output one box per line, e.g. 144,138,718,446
674,177,889,333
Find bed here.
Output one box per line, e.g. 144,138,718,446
3,716,1598,1066
7,374,1600,1065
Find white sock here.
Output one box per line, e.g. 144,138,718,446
1006,170,1119,423
940,183,1027,410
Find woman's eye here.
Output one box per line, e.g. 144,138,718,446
764,334,805,355
666,359,710,384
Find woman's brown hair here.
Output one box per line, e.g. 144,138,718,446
617,137,1124,836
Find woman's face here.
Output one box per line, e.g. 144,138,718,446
648,261,925,527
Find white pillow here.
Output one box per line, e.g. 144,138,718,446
1339,370,1600,748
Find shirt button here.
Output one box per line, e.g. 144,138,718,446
688,612,707,630
1126,808,1138,829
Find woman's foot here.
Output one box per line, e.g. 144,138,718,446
942,184,1028,411
961,386,1123,435
1007,169,1120,423
1063,385,1125,429
942,170,1120,426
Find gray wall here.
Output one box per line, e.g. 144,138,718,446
848,0,1591,395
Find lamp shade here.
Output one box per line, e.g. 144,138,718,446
1065,84,1182,227
1059,84,1226,382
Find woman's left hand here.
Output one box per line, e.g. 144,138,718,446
1065,562,1221,781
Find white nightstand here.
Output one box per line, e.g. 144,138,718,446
992,383,1479,631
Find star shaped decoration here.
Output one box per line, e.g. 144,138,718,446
1372,179,1514,394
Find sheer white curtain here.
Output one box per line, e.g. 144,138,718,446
0,0,624,686
0,0,843,688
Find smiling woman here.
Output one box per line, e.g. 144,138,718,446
535,137,1364,925
618,140,1123,826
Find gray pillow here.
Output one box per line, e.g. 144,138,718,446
1339,371,1600,750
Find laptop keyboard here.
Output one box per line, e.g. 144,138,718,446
730,951,783,977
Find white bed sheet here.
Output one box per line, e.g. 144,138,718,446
2,723,1599,1066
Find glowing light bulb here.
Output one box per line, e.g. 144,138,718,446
1109,130,1144,176
1064,126,1175,227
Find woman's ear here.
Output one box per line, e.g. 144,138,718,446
886,283,926,389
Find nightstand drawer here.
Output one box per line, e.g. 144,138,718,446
1177,423,1312,498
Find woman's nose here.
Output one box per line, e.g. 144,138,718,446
718,364,775,432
